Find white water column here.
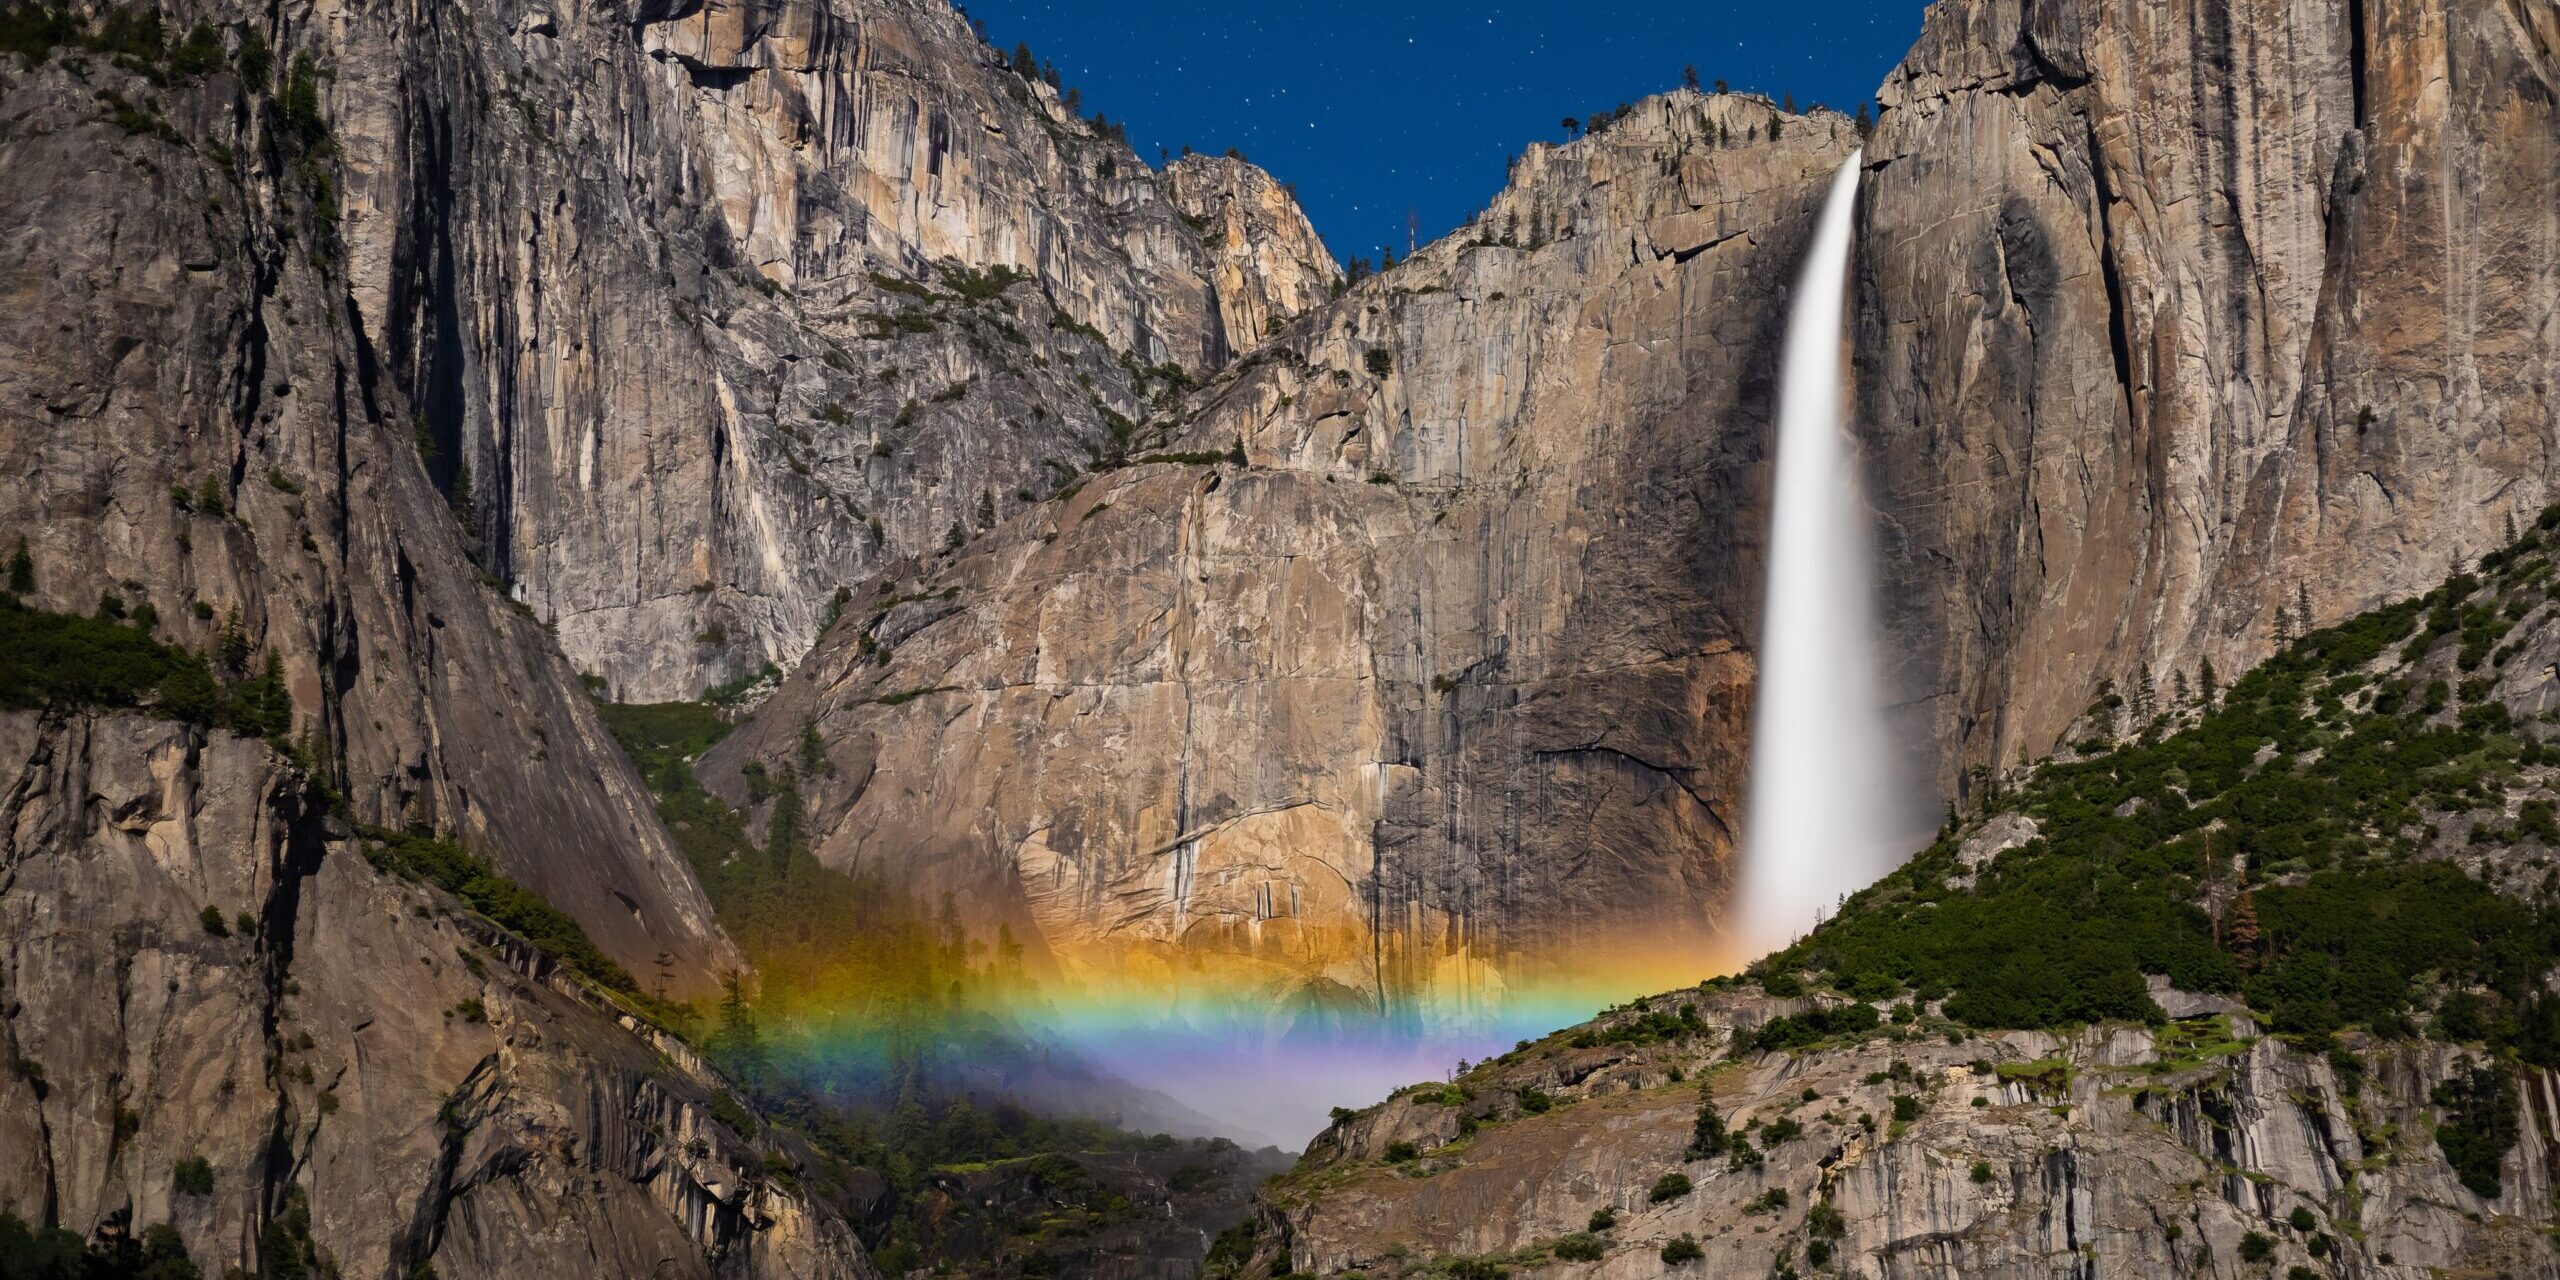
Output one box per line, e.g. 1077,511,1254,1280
1733,151,1907,958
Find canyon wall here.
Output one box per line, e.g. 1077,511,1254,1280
0,13,736,987
0,712,869,1277
707,95,1866,1023
1862,0,2560,793
330,0,1336,699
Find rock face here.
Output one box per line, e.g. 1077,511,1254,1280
0,21,734,990
1246,987,2560,1279
0,712,869,1278
707,95,1865,1020
1861,0,2560,795
714,0,2560,1028
323,0,1338,699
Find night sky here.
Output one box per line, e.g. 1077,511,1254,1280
959,1,1933,265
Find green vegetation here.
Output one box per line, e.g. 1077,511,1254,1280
0,591,292,745
1659,1234,1703,1265
170,1156,214,1197
2432,1058,2519,1197
1749,1001,1879,1051
1761,507,2560,1062
0,1210,200,1278
1684,1095,1727,1159
360,827,656,1011
1552,1231,1604,1261
1648,1171,1692,1202
1712,505,2560,1208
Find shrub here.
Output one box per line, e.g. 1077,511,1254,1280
1970,1160,1994,1184
1364,348,1393,377
1891,1094,1922,1122
199,905,228,937
1515,1086,1553,1115
1743,1187,1790,1214
1659,1235,1703,1265
2287,1206,2316,1232
2238,1232,2275,1263
1587,1206,1617,1232
1760,1116,1803,1149
172,1156,215,1196
1648,1171,1692,1202
1805,1200,1845,1237
1753,1001,1882,1050
1552,1232,1604,1261
1382,1140,1420,1163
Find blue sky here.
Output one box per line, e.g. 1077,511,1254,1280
959,1,1932,264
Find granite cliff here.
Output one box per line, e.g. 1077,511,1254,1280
710,0,2560,1028
1861,0,2560,795
330,0,1337,700
706,93,1866,1021
0,711,869,1278
5,0,2560,1272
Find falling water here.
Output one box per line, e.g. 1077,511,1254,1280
1734,151,1907,960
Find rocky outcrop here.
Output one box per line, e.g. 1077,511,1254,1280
320,0,1338,699
1248,988,2560,1278
1861,0,2560,795
0,23,735,989
0,711,868,1278
708,94,1863,1021
1165,155,1340,358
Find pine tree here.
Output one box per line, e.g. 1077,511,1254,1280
2172,669,2191,708
5,539,30,595
1767,116,1782,141
709,971,767,1087
1685,1095,1728,1158
1561,117,1581,138
2135,667,2157,720
2199,656,2219,705
2227,889,2262,965
975,488,995,530
766,770,803,875
1714,78,1730,94
1682,64,1700,91
1854,102,1873,133
2297,581,2313,634
216,607,251,674
1782,91,1797,113
2274,602,2294,643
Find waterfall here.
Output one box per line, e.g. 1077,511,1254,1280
1733,151,1907,959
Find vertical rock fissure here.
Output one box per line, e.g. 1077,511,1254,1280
2346,0,2372,128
